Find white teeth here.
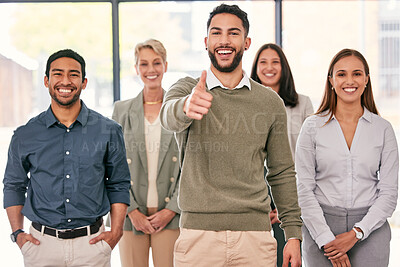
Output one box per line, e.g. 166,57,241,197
146,75,157,79
217,50,232,54
265,73,274,77
59,89,72,93
344,88,356,92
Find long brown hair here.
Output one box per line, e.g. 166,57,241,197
250,43,298,107
317,48,379,120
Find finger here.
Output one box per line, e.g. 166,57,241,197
186,111,204,120
187,105,211,116
328,252,343,260
196,70,207,92
282,255,289,267
192,94,213,107
89,233,104,244
25,234,40,245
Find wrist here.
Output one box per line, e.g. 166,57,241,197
352,227,364,240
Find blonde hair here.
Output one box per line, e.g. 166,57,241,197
134,39,167,65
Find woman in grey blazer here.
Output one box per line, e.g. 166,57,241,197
113,39,180,267
251,43,313,267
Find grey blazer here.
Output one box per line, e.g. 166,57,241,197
112,91,180,234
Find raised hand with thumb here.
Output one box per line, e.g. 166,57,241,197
184,70,213,120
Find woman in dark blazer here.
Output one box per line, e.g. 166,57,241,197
113,39,180,267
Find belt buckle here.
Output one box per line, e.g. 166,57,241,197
55,228,73,240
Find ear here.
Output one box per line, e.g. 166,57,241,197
134,64,139,75
204,36,208,50
365,74,369,85
329,75,334,87
44,76,49,88
244,37,251,51
164,61,168,73
81,78,88,90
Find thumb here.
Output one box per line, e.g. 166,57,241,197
196,70,207,92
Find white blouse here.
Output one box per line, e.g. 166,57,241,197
295,108,399,248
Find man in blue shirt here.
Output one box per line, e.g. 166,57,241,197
3,49,131,267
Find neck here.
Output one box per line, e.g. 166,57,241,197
51,100,82,128
269,85,279,94
335,101,364,122
211,64,244,89
143,86,163,102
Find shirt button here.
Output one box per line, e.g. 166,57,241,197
66,151,70,155
130,181,133,186
170,177,175,182
172,156,177,162
66,199,70,203
165,197,170,203
127,158,132,164
67,129,70,132
68,219,71,222
66,175,70,179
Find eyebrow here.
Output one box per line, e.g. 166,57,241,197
51,69,81,74
210,26,242,32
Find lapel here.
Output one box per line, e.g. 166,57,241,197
128,91,148,173
157,124,173,176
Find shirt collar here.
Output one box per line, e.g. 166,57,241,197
45,101,89,128
329,106,373,124
206,68,251,90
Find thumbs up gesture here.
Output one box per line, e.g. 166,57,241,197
184,70,213,120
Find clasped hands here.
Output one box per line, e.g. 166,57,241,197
323,230,359,267
128,208,176,235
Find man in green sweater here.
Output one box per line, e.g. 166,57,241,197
160,4,302,267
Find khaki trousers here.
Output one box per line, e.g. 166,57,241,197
119,207,179,267
174,228,277,267
119,229,179,267
22,225,111,267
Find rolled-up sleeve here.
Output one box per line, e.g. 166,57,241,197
105,123,131,205
3,134,29,208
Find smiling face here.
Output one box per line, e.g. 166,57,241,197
44,57,87,108
135,48,167,90
205,13,250,73
256,48,282,92
330,55,369,107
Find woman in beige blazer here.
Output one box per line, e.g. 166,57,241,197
251,43,313,267
113,39,180,267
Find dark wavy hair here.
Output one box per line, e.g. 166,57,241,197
207,4,249,37
45,49,86,82
317,48,378,120
250,43,298,107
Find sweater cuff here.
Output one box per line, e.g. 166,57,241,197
283,226,303,241
175,96,193,125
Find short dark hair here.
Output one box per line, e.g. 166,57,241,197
207,4,250,37
45,49,86,82
250,43,298,107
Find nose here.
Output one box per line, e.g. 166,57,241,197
219,32,230,46
61,74,72,85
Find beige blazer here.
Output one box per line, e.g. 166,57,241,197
113,91,180,234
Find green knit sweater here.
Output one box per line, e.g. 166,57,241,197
160,76,302,240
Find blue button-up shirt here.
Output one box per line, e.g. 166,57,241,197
3,102,131,229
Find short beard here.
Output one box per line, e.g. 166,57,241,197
208,48,244,73
50,88,81,107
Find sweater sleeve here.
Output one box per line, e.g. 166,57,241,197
160,77,196,133
265,101,303,241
